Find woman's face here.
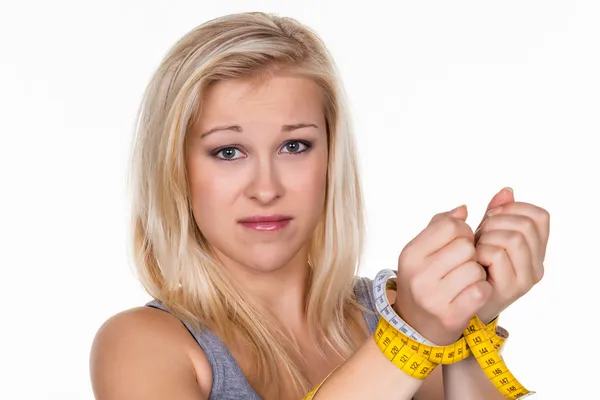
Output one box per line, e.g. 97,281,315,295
186,74,329,274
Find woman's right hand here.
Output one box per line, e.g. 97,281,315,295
393,205,492,346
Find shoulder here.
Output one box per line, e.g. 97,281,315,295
89,306,212,400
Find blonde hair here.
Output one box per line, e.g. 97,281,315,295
129,12,365,397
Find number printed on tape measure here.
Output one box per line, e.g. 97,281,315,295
373,269,536,400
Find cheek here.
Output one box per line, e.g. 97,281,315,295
187,159,238,228
285,153,328,216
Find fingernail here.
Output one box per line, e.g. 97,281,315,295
486,206,503,217
502,187,513,194
451,204,466,212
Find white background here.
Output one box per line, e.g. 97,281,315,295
1,0,598,399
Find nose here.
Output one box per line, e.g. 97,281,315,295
244,156,284,205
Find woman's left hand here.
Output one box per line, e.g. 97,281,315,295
473,189,550,324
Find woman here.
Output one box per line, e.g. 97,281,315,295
90,12,549,400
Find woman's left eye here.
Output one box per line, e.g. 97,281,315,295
281,140,311,154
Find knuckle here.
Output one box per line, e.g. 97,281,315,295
518,215,533,231
538,208,550,225
460,262,477,280
534,266,545,283
522,217,538,238
491,246,506,263
429,212,445,225
441,217,462,237
456,238,476,259
470,284,484,301
484,243,498,258
398,247,416,269
470,261,487,281
398,249,409,267
508,230,526,248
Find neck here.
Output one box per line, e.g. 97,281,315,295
217,247,312,331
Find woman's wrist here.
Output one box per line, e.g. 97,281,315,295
371,270,532,399
311,337,422,400
442,354,506,399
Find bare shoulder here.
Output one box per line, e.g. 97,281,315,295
90,306,212,400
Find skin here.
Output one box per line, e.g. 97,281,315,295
186,74,353,396
185,74,329,326
391,189,549,399
89,74,550,400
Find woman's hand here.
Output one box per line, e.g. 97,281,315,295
474,188,550,324
394,205,491,346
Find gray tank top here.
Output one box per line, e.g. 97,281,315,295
146,276,379,399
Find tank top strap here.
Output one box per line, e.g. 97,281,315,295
146,300,261,399
352,275,380,333
145,275,383,398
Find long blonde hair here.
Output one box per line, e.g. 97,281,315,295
129,12,366,397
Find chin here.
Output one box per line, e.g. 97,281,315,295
243,246,301,273
218,239,305,275
205,224,311,275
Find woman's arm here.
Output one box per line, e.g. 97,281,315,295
312,338,422,400
90,307,212,400
408,356,508,400
442,356,506,399
313,340,505,400
90,307,425,400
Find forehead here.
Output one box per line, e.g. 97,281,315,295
197,74,325,127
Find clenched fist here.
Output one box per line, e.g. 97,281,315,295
393,205,491,346
474,187,550,324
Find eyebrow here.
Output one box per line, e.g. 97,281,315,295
200,123,319,138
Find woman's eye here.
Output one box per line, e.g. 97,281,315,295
215,147,244,160
213,141,310,160
281,140,310,154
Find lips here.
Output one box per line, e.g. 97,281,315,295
238,215,292,232
238,215,292,223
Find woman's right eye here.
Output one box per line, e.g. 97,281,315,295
214,147,245,161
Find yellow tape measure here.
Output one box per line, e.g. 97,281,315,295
373,269,534,399
302,380,324,399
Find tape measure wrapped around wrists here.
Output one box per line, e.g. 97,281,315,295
373,269,535,399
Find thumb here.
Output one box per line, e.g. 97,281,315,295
475,187,515,232
429,204,468,226
450,204,469,220
485,187,515,212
